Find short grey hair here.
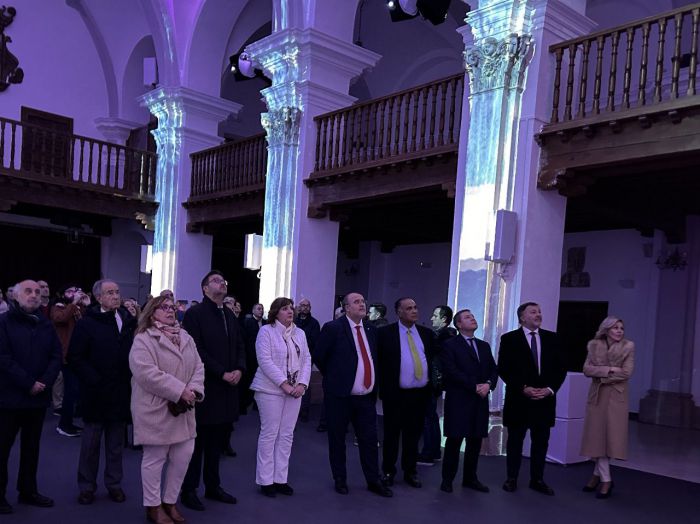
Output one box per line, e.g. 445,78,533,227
92,279,117,298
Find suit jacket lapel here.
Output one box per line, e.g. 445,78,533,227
460,336,480,363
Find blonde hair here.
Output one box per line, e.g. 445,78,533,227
595,316,623,339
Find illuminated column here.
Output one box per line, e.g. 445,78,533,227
247,30,380,320
140,87,241,300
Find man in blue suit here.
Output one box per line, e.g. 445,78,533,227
313,292,392,498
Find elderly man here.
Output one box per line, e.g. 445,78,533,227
0,280,62,514
68,280,136,505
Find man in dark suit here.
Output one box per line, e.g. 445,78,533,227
498,302,567,496
180,270,246,511
295,298,320,423
377,298,436,488
313,292,392,498
440,309,497,493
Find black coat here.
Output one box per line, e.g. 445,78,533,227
67,306,135,423
295,314,320,353
183,296,246,425
376,322,437,404
441,335,498,438
497,327,567,428
313,317,378,397
0,305,62,409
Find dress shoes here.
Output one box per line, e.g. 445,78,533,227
108,487,126,503
596,481,614,499
146,505,174,524
583,475,601,492
463,479,489,493
161,502,186,523
502,478,517,492
260,484,276,498
0,496,13,514
274,483,294,496
334,478,349,495
380,473,395,487
367,482,393,498
17,492,54,508
316,423,328,432
223,446,237,457
403,473,422,488
180,490,205,511
440,481,453,493
204,487,237,504
529,480,555,496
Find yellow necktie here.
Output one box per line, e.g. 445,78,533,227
406,330,423,380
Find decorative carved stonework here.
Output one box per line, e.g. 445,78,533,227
464,33,532,94
135,212,155,232
261,107,302,147
0,6,23,92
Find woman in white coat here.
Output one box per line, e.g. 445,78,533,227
250,297,311,497
130,296,204,524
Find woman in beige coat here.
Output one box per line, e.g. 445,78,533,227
580,316,634,499
130,296,204,524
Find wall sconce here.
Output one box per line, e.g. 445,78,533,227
656,247,687,271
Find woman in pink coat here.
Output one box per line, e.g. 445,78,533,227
130,296,204,523
580,316,634,499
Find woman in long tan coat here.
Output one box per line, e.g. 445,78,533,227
580,316,634,499
130,296,204,524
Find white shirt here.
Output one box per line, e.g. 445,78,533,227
102,307,122,332
523,326,540,370
346,316,375,395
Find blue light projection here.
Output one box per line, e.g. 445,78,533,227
141,88,184,296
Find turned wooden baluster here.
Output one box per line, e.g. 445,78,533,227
448,77,459,144
333,113,342,168
606,31,620,112
314,119,321,171
320,117,329,170
622,27,635,109
429,83,438,148
0,121,5,167
638,22,651,106
78,138,85,182
385,96,395,156
688,8,700,96
653,17,668,103
367,103,376,162
418,87,428,151
339,112,349,168
9,122,16,170
564,43,578,121
437,80,447,146
412,89,422,152
551,47,564,122
326,115,335,168
671,13,683,99
592,35,606,114
402,92,411,154
97,143,103,186
577,40,592,118
348,108,357,165
378,99,387,160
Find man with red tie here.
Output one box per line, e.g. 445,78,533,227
313,292,392,498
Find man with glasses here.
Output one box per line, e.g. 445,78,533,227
180,270,246,511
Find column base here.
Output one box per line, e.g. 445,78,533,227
638,389,697,429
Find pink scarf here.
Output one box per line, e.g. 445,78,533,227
153,320,181,348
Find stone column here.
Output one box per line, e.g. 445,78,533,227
247,29,380,321
94,117,142,145
139,87,241,300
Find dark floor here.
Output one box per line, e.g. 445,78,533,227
6,407,700,523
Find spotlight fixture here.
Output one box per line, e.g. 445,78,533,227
387,0,452,26
228,52,269,83
387,0,418,22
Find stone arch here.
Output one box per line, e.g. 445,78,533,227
121,36,158,124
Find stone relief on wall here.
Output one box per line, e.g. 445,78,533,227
0,6,23,92
561,246,591,288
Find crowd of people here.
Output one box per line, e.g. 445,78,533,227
0,273,635,521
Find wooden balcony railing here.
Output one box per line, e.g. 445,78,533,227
549,2,700,125
313,73,465,175
189,133,267,200
0,116,156,198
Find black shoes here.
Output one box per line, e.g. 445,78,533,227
596,481,614,499
56,424,81,437
440,481,453,493
17,492,54,508
334,478,349,495
223,446,237,457
260,485,276,498
502,478,518,492
108,488,126,503
316,424,328,432
529,480,555,496
403,473,422,488
77,490,95,505
0,496,12,514
416,455,435,466
381,473,395,487
274,483,294,496
367,482,393,498
180,490,205,511
204,487,237,504
463,479,490,493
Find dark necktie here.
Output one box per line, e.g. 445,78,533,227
355,325,372,389
468,338,479,361
530,331,539,373
220,308,228,337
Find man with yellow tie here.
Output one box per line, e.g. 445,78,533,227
376,298,437,489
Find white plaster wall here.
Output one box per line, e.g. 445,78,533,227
559,229,661,412
100,219,152,304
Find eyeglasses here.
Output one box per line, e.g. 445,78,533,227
208,278,228,286
158,304,177,312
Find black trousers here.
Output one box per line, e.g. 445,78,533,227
382,387,429,476
442,436,483,483
324,393,380,484
505,424,551,481
0,408,45,497
182,423,228,492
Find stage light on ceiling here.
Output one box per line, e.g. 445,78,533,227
387,0,452,25
387,0,418,22
229,52,269,83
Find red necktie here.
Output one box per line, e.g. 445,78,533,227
355,325,372,389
